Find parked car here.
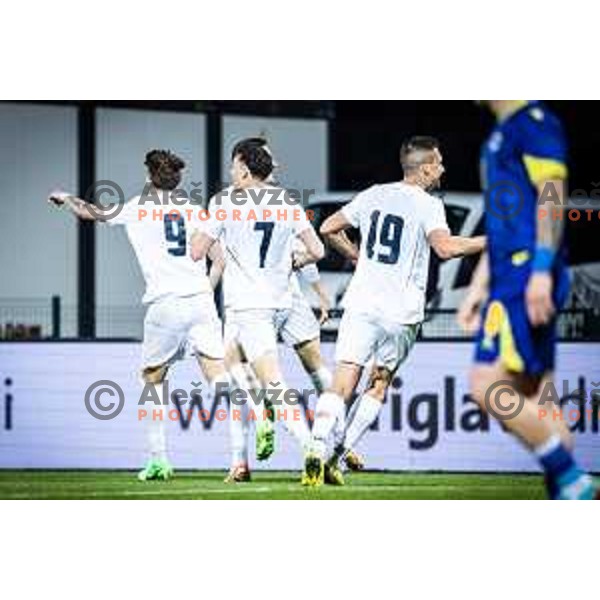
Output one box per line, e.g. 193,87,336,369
301,192,600,338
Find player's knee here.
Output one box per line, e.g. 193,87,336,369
331,379,355,402
294,339,320,370
142,365,166,384
513,372,543,398
365,367,392,401
224,342,245,369
330,362,362,401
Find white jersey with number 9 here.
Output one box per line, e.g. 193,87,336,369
108,195,212,304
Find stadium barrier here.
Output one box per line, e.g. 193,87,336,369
1,341,599,472
0,297,598,342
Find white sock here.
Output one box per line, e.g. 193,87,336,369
309,366,333,394
332,415,346,449
281,411,311,449
225,366,251,466
228,397,249,465
270,380,311,449
146,382,167,461
230,364,269,426
333,395,361,449
311,392,345,457
343,394,382,452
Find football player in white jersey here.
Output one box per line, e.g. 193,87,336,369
49,150,230,481
215,262,333,482
215,235,333,481
190,139,325,477
303,136,487,486
207,138,334,482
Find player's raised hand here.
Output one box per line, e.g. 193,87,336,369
526,272,555,326
48,191,71,206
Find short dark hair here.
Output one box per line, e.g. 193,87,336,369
231,137,268,159
400,136,440,172
144,149,186,191
231,137,273,181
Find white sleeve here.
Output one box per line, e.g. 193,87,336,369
204,194,224,240
341,188,370,228
204,214,223,241
106,199,139,227
298,262,320,285
422,197,450,236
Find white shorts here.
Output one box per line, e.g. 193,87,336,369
142,293,224,368
225,308,290,363
335,310,419,373
279,291,320,347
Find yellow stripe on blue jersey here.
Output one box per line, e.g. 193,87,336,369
523,155,568,185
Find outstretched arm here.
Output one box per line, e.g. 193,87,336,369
293,227,325,269
428,229,486,260
48,192,104,221
319,210,359,263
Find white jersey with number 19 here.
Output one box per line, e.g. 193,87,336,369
341,181,449,324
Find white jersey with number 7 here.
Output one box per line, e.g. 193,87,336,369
207,186,314,311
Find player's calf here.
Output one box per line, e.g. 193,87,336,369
332,366,390,467
138,364,173,481
470,364,593,499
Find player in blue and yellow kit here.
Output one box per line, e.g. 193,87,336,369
458,101,596,499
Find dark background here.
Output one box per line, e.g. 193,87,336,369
182,100,597,193
54,100,600,192
41,99,600,271
2,100,598,341
332,101,599,193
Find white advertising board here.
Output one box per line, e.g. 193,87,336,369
0,343,598,471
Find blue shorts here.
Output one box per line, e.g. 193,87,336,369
474,294,558,376
475,258,570,376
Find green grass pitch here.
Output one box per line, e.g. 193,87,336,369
0,470,556,499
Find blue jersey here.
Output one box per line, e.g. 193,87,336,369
476,102,570,375
480,101,569,297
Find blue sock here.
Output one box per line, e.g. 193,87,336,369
535,436,581,498
543,474,559,500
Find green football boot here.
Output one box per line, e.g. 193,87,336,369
137,457,174,481
256,420,275,461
